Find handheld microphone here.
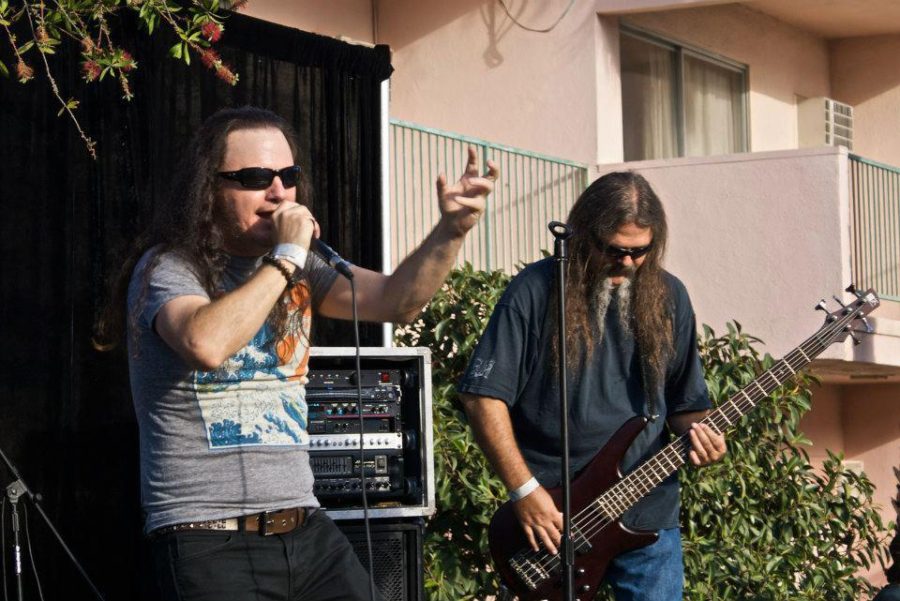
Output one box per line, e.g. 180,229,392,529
311,239,354,280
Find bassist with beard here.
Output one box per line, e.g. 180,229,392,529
458,171,726,600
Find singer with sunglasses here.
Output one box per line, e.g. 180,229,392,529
93,106,498,601
458,172,726,601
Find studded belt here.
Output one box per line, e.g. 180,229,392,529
151,507,308,538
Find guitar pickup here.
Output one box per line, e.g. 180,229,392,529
572,525,592,555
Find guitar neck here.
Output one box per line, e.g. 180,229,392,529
603,313,857,514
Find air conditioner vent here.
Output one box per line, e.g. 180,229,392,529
798,97,853,150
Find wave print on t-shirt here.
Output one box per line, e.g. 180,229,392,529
194,285,313,449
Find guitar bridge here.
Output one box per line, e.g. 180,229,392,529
507,526,593,591
509,550,551,591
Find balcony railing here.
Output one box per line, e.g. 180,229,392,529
850,154,900,301
389,119,589,273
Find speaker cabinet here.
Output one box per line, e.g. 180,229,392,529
337,519,424,601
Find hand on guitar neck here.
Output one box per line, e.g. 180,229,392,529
668,411,728,467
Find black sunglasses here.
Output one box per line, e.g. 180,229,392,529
600,241,654,260
218,165,301,190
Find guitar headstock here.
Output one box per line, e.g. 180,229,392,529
814,284,880,346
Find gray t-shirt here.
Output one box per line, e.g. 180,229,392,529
126,247,339,533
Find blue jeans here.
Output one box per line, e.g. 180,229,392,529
604,527,683,601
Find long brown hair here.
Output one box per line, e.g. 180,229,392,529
554,171,673,389
93,106,311,353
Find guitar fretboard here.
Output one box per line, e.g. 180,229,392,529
588,302,867,520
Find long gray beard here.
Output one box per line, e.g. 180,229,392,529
617,278,633,336
592,276,633,342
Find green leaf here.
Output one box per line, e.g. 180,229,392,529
169,42,182,59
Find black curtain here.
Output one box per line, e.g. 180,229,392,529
0,12,391,600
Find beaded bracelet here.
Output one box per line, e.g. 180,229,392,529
262,254,300,287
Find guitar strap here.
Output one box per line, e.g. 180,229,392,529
637,346,659,423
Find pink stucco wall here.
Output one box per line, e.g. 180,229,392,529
801,382,900,588
242,0,374,44
600,146,857,360
830,34,900,168
379,0,611,166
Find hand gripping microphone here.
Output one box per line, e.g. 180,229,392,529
311,239,354,279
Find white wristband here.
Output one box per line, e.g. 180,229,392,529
509,477,540,502
272,243,308,271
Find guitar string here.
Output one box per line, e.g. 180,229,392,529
518,348,809,579
516,328,836,581
515,304,865,581
511,306,864,584
521,317,845,580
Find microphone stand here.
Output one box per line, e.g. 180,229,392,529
6,480,23,601
548,221,574,601
0,444,105,601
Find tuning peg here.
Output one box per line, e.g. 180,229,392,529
833,295,856,315
845,284,858,296
844,325,862,345
861,316,873,334
815,299,828,312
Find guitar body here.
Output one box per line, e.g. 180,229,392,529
489,416,659,601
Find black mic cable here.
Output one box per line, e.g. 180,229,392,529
316,252,374,601
311,239,354,280
349,276,378,601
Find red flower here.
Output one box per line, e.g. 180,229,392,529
201,22,223,42
16,60,34,82
121,51,135,72
82,60,101,82
199,48,220,69
215,64,238,85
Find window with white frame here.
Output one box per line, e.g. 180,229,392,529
620,26,749,161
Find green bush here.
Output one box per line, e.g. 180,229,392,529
396,266,891,600
679,322,890,601
395,263,510,600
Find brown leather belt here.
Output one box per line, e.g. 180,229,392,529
152,507,307,538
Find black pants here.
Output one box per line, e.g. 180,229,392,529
151,511,384,601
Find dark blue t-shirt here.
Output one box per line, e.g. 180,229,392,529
457,258,710,530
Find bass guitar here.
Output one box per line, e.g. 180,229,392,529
489,286,879,601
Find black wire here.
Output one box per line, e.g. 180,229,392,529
498,0,577,33
351,277,377,601
21,504,43,601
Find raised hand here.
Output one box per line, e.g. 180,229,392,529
435,146,499,236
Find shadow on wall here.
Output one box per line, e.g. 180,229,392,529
830,35,900,105
378,0,578,68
